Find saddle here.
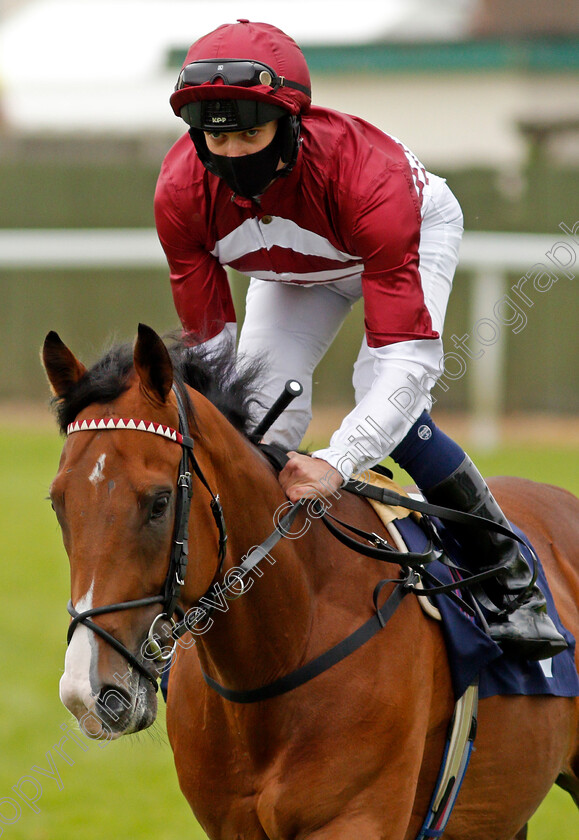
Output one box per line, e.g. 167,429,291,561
258,443,577,687
351,469,578,699
251,442,578,837
354,466,418,525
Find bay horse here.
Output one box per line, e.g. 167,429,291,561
43,324,579,840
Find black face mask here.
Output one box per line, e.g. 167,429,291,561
207,127,283,198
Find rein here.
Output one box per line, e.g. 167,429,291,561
64,395,538,701
196,448,540,704
61,393,507,840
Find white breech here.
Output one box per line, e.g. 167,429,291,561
237,175,464,475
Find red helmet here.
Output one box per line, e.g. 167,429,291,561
170,19,312,126
170,21,311,198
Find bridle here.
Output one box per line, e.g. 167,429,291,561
64,377,537,702
60,377,540,840
65,385,227,691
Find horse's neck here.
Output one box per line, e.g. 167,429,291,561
187,398,318,691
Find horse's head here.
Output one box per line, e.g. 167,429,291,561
43,324,234,739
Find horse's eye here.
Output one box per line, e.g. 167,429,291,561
150,493,171,520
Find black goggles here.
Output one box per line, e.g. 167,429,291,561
176,59,311,97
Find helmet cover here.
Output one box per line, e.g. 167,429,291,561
170,20,312,120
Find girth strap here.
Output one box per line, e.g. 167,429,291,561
201,572,413,703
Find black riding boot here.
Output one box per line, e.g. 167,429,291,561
425,456,567,661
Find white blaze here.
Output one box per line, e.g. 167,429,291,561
88,453,106,486
59,581,97,718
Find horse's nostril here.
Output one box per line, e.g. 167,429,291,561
96,685,133,723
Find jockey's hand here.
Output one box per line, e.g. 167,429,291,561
279,451,343,503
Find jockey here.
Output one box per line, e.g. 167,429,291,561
155,20,566,660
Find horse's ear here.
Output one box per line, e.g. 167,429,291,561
133,323,174,404
42,331,88,397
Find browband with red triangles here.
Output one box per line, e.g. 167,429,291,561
66,417,185,444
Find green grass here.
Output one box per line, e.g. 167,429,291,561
1,427,577,838
0,429,199,840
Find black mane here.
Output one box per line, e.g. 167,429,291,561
52,335,265,436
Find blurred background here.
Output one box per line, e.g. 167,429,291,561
0,0,578,446
0,2,578,838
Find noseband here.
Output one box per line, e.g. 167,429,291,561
65,385,227,691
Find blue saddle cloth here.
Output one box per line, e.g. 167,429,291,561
394,515,579,700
